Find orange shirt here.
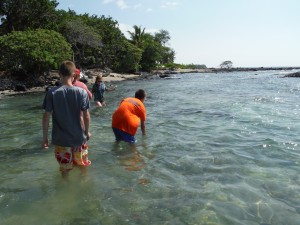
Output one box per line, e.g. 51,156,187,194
112,98,146,136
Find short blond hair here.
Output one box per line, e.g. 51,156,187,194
59,61,75,77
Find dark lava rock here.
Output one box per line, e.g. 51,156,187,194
15,84,27,92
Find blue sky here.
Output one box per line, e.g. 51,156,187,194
56,0,300,67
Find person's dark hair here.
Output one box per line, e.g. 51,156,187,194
135,89,146,100
95,75,103,83
59,61,75,77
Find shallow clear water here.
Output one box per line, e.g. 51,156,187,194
1,71,300,225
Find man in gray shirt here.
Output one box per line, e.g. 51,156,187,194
42,61,91,178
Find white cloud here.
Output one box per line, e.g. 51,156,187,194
147,8,153,12
103,0,143,10
118,23,133,38
102,0,143,10
133,3,142,9
118,23,159,38
102,0,114,4
161,1,179,9
116,0,129,9
145,27,160,34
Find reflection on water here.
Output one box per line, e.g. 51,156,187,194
112,143,146,172
1,71,300,224
112,141,154,186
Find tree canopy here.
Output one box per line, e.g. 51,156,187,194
220,61,233,69
0,29,72,75
127,27,175,72
0,0,58,33
0,0,176,76
128,25,146,49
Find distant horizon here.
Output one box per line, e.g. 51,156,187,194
171,64,300,69
56,0,300,68
179,63,300,68
210,66,300,69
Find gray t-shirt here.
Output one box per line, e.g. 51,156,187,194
43,85,90,147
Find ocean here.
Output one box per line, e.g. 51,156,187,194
1,70,300,225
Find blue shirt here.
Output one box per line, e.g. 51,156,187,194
43,85,89,147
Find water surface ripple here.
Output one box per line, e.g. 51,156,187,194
1,71,300,224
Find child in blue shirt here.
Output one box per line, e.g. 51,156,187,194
92,74,115,107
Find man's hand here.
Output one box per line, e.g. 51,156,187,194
42,138,49,149
86,131,91,141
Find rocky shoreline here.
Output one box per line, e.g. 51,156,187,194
283,71,300,78
154,66,300,74
1,67,300,98
0,69,140,98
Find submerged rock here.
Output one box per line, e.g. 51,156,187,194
283,72,300,77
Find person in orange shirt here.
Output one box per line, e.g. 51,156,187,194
112,89,146,143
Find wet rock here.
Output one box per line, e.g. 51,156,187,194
15,84,27,92
159,74,171,78
283,72,300,77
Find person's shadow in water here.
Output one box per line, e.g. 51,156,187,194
111,142,145,171
111,141,155,185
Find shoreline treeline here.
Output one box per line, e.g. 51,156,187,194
0,0,175,77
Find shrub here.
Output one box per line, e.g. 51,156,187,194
0,29,72,76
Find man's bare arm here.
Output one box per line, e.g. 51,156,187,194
42,112,51,148
82,109,91,140
141,120,146,135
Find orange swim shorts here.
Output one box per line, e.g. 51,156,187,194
54,144,91,171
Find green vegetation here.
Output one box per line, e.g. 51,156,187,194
0,0,179,77
157,63,207,70
127,27,175,72
0,29,72,76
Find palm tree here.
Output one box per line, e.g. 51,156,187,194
127,25,146,49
